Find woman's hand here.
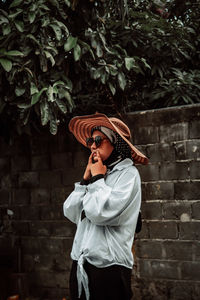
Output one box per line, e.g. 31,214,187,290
83,151,107,180
90,151,107,177
83,152,93,180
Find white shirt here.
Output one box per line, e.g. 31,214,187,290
63,158,141,299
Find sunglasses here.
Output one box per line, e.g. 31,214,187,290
86,136,108,148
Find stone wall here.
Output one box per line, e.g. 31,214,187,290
0,104,199,299
127,104,200,299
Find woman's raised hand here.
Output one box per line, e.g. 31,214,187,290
83,152,93,180
83,151,107,180
90,151,107,177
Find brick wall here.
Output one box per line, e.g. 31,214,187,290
0,104,199,299
127,104,200,299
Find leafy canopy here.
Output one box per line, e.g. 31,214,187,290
0,0,199,136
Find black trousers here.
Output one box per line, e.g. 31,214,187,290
69,260,133,300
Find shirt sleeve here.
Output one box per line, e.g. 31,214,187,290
82,168,141,226
63,182,87,224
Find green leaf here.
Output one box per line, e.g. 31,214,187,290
0,58,12,72
9,9,23,19
100,73,107,84
132,40,137,47
64,77,73,91
20,108,31,125
53,81,65,87
109,65,118,76
56,99,67,113
93,67,103,79
96,43,103,58
99,32,106,47
27,34,40,46
79,40,95,60
39,55,47,72
17,102,32,109
14,20,24,32
108,82,116,95
15,87,25,96
29,3,37,12
50,117,57,135
49,24,62,41
40,100,50,126
133,64,144,75
6,50,24,57
30,82,39,95
91,37,97,49
53,20,69,36
64,36,77,52
0,16,9,25
31,88,47,105
49,0,59,8
9,0,23,8
64,0,71,7
105,66,110,74
53,86,58,94
28,11,36,24
41,16,50,27
151,66,157,76
45,46,58,55
158,68,163,78
2,24,11,36
118,72,126,90
141,58,151,69
39,4,50,11
73,44,81,61
47,86,54,102
182,95,192,104
125,57,135,71
44,50,55,66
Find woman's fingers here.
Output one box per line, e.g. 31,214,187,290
83,153,93,180
96,150,102,163
90,150,107,176
88,152,93,163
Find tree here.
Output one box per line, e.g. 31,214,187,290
0,0,199,137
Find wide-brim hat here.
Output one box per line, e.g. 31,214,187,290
68,113,149,165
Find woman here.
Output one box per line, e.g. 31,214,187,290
63,113,148,300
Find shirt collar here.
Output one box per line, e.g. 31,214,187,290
107,158,133,173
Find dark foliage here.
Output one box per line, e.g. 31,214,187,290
0,0,199,136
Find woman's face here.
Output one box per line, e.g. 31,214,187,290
90,130,114,162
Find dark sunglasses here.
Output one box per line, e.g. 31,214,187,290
86,136,108,148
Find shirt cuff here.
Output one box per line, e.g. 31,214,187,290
74,182,87,192
89,174,104,184
80,178,90,186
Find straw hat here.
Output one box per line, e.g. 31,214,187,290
68,113,148,165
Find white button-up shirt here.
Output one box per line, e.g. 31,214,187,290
63,158,141,299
